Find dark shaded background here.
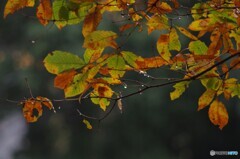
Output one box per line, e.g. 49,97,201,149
0,1,240,159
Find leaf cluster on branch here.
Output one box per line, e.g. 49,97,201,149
3,0,240,130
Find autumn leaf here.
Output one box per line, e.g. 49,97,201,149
83,30,118,50
121,51,144,69
169,28,181,51
201,77,222,91
107,55,126,78
170,81,190,100
4,0,35,18
36,96,54,110
148,1,172,14
64,73,89,98
207,28,222,55
36,0,52,25
189,40,208,55
177,26,198,40
189,19,213,31
157,28,180,62
135,56,166,69
44,51,85,74
208,100,228,130
83,119,92,129
198,89,216,110
157,34,171,62
54,70,77,89
82,6,102,37
22,97,53,123
91,84,113,111
147,14,169,34
83,48,104,63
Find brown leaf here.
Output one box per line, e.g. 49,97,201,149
36,96,53,110
135,56,166,69
23,98,43,123
54,70,77,89
208,100,228,130
36,0,52,25
82,7,102,37
4,0,34,18
207,28,222,55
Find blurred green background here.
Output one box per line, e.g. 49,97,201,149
0,1,240,159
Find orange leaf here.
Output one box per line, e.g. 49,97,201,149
119,24,135,32
4,0,35,18
148,1,172,14
135,56,166,69
208,100,228,130
198,89,216,110
36,96,54,110
230,57,240,70
36,0,53,25
82,7,102,37
207,28,222,55
23,98,43,123
54,70,77,89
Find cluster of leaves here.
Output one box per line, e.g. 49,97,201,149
3,0,240,129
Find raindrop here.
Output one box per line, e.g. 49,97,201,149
178,16,182,20
58,106,61,110
122,83,128,89
139,88,142,95
139,70,146,74
141,84,144,87
31,40,36,44
127,3,130,6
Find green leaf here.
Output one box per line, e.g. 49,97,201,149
64,73,88,97
189,40,208,55
107,55,126,78
121,51,144,68
59,5,69,20
83,30,118,50
169,28,181,51
157,34,171,62
44,50,85,74
170,81,190,100
53,0,92,29
83,48,104,63
201,78,222,91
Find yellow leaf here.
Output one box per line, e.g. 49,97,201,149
83,30,118,50
188,19,212,31
157,34,171,62
90,83,113,111
169,28,181,51
198,89,216,110
36,0,53,25
208,100,228,130
4,0,35,18
170,81,190,100
83,119,92,129
177,26,198,40
147,14,169,34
